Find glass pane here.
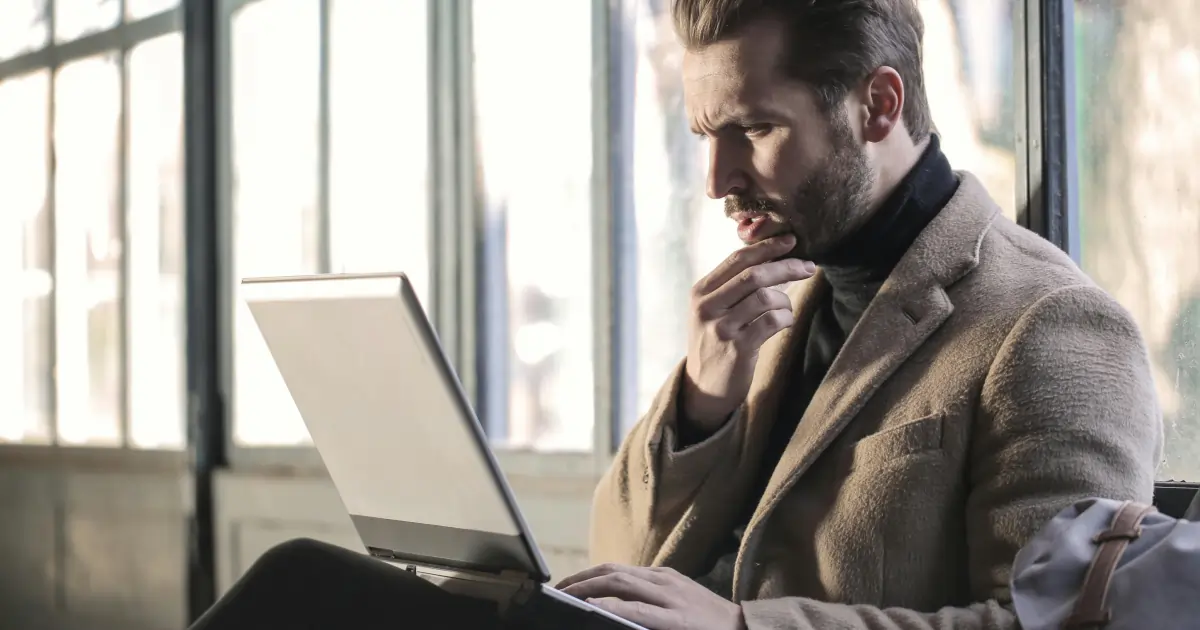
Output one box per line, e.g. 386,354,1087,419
127,33,185,449
126,0,176,20
627,0,738,427
0,0,50,60
54,0,119,42
54,54,123,446
627,0,1020,433
474,0,594,450
921,0,1017,220
328,0,430,305
0,70,53,444
1075,0,1200,481
231,0,320,447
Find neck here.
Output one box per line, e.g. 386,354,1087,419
816,133,956,273
872,135,931,210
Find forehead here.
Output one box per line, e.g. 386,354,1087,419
681,18,812,124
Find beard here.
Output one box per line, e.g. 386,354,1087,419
724,113,874,261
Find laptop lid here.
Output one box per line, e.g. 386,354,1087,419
241,272,551,582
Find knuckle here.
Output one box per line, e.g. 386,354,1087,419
767,310,793,328
713,321,738,342
694,299,719,321
742,266,766,286
610,572,636,587
753,287,774,307
731,335,755,352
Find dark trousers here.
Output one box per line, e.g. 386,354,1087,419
189,538,506,629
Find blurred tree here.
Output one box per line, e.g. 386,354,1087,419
1076,0,1200,480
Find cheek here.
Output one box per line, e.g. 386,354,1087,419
753,129,819,193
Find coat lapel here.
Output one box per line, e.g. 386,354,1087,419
732,173,1001,600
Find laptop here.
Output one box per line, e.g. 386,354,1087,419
241,272,646,629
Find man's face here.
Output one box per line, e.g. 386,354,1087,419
682,18,876,261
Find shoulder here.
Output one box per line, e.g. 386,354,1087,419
959,215,1138,336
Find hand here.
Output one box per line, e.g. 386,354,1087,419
557,563,747,630
682,234,816,432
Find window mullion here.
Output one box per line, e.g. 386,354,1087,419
46,7,60,448
316,0,331,274
429,0,477,405
118,38,132,448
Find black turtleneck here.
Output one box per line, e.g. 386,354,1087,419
694,134,959,597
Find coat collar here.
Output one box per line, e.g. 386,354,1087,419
730,172,1001,601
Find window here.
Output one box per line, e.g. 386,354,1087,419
920,0,1017,220
0,1,49,60
127,33,186,449
0,70,53,444
327,0,429,300
230,0,431,449
473,0,595,451
54,0,119,43
126,0,176,21
230,0,321,448
0,7,186,449
53,54,123,446
626,0,736,429
626,0,1022,432
1074,0,1200,481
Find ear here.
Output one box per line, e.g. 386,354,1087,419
860,67,905,143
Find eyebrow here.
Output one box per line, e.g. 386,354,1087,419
690,110,778,136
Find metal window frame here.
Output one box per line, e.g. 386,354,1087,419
182,0,225,619
1016,0,1081,262
0,2,186,457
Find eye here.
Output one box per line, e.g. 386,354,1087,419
743,124,773,137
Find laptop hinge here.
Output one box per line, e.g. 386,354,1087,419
368,547,534,586
368,547,537,610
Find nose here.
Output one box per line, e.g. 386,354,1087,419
705,138,749,200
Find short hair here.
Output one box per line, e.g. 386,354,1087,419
672,0,932,142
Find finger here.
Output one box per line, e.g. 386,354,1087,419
702,258,815,312
737,308,795,351
693,234,796,296
586,598,678,630
712,287,792,338
555,562,659,590
561,573,672,607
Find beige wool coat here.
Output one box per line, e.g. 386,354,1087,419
589,173,1163,630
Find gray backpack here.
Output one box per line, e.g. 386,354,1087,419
1010,495,1200,629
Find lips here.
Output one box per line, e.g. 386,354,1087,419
734,211,780,244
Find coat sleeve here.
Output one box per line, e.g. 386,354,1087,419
589,360,750,567
740,284,1163,630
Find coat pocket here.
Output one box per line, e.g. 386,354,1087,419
846,412,945,471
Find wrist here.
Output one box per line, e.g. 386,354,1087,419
679,379,735,438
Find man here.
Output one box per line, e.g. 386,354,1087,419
555,1,1162,629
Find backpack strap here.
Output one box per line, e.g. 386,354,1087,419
1063,501,1157,629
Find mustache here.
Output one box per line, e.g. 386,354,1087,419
725,195,786,219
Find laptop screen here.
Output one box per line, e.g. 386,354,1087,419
242,273,548,580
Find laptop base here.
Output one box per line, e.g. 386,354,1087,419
392,560,646,629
